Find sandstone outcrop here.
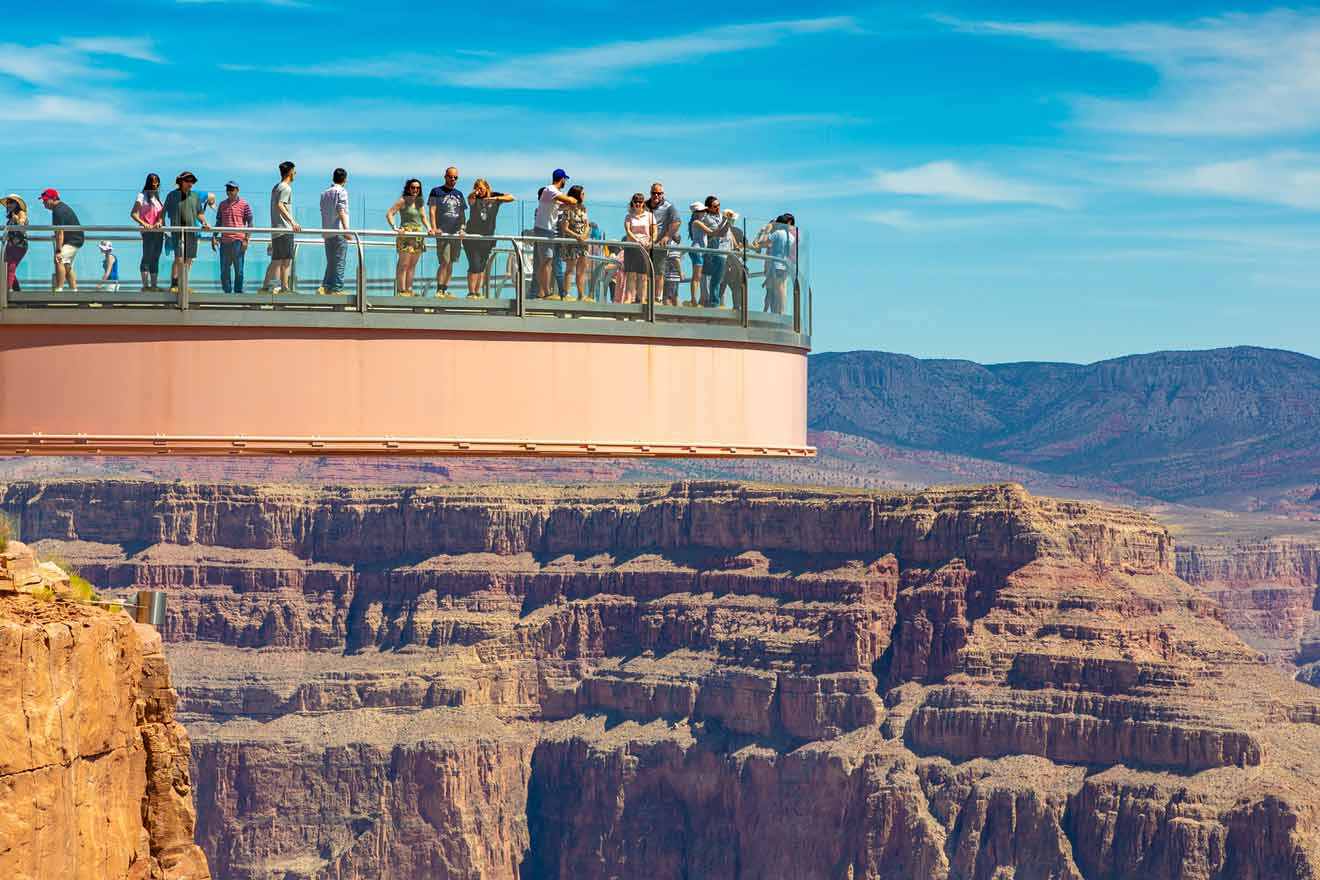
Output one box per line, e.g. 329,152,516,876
5,479,1320,879
1177,539,1320,672
0,539,209,880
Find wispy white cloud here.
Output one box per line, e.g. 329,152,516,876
0,36,161,86
1151,152,1320,210
452,17,857,89
871,161,1072,208
223,16,858,89
60,37,162,63
0,91,119,125
943,10,1320,137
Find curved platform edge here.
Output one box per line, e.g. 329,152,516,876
0,434,818,458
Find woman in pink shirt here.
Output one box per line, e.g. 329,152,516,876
621,193,655,303
129,173,165,291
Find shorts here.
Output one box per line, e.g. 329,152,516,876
689,250,704,268
561,243,587,261
434,235,461,263
272,233,295,261
57,243,81,265
395,223,426,255
170,231,198,260
462,239,496,272
531,228,556,262
622,247,648,274
649,245,669,274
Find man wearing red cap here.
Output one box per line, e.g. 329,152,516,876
39,188,83,291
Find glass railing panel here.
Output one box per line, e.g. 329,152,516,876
741,221,799,331
2,199,809,341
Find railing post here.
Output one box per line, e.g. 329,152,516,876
644,245,656,323
353,232,366,313
178,230,190,311
513,236,526,318
740,217,749,326
792,229,801,335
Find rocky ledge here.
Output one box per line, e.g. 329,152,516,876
3,479,1320,879
0,541,209,880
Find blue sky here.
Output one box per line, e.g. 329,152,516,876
2,1,1318,363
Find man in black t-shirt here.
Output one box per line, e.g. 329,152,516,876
40,188,83,291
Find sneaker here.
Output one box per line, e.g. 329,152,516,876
316,286,326,296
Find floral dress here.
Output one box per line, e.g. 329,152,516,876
560,205,589,260
396,199,427,254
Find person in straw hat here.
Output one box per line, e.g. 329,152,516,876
3,194,29,293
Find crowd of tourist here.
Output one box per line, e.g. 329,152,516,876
2,164,801,312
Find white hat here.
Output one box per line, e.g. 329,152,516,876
689,201,704,211
98,240,113,252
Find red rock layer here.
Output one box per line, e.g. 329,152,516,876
3,479,1319,880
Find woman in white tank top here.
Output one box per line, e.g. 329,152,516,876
621,193,655,303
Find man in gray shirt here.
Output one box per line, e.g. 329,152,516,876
647,181,680,305
260,160,302,294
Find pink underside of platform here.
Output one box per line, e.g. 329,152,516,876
0,325,808,454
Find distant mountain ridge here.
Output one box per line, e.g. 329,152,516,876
808,346,1320,501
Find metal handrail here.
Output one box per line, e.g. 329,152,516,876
2,223,805,332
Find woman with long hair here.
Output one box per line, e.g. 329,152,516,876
558,184,590,300
3,194,28,293
129,173,165,290
691,195,734,307
464,178,515,297
621,193,655,303
385,178,431,295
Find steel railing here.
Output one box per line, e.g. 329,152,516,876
1,223,806,339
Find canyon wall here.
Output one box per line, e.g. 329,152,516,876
4,479,1320,879
1177,540,1320,675
0,542,209,880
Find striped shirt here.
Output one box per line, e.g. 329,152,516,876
215,197,253,242
319,184,349,231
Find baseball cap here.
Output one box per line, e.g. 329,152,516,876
40,188,59,201
98,240,113,252
225,180,239,189
689,201,704,211
552,168,569,181
177,171,198,183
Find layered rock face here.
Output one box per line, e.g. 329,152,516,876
1177,540,1320,674
5,479,1320,879
0,541,210,879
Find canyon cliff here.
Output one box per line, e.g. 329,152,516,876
0,540,210,880
1178,539,1320,676
4,478,1320,879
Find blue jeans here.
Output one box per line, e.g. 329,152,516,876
219,240,245,293
322,236,347,292
553,250,567,296
704,254,726,306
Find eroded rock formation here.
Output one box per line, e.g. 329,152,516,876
0,541,209,880
4,479,1320,879
1178,540,1320,674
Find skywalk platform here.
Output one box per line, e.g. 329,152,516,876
0,224,812,458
